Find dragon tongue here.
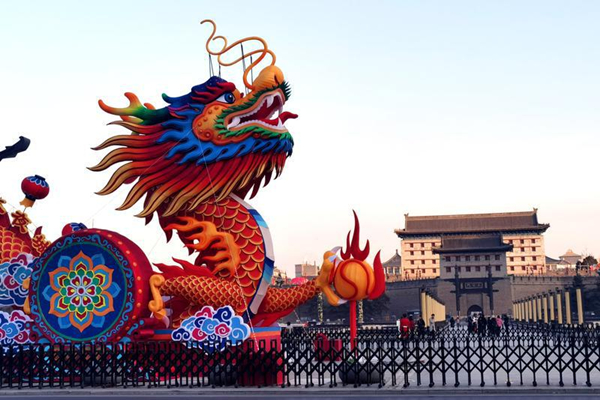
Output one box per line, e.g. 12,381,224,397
279,112,298,124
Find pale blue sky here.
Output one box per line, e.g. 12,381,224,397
1,1,599,273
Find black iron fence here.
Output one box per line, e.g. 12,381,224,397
283,322,600,341
3,324,600,389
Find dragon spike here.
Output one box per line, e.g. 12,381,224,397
340,210,370,261
98,92,166,124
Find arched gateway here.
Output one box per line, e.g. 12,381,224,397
467,304,484,316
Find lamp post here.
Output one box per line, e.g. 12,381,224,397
576,287,584,325
318,292,324,323
542,293,548,324
556,288,563,325
565,289,572,325
549,290,555,323
420,287,427,326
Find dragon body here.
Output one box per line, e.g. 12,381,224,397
93,61,327,327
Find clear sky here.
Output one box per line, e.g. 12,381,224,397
1,1,599,275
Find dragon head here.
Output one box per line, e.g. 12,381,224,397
91,27,297,218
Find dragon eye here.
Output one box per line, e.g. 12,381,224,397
216,92,236,104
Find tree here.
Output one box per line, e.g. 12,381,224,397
582,255,598,267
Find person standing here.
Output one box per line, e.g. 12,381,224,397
399,313,410,339
496,315,503,336
478,314,486,336
429,314,436,336
487,315,496,336
417,316,426,337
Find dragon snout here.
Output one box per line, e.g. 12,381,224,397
253,65,285,91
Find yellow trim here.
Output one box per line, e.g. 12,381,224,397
148,274,166,320
23,278,30,314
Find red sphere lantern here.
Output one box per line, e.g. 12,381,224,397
20,175,50,208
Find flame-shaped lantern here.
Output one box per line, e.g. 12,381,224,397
20,175,50,208
318,211,385,349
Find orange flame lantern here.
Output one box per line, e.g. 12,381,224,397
319,211,385,349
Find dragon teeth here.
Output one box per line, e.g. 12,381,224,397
227,92,287,131
227,116,241,129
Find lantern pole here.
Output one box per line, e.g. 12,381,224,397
349,300,357,351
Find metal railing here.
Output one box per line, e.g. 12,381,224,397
3,324,600,389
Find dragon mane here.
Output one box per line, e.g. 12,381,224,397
91,76,293,218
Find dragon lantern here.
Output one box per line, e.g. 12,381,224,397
0,20,385,348
90,20,385,333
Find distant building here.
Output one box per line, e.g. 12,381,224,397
383,250,402,282
559,249,581,268
545,256,561,272
294,262,318,278
272,266,289,285
395,209,550,279
435,234,513,279
435,234,513,316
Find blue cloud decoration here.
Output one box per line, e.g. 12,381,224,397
0,253,33,307
0,310,33,351
171,305,251,353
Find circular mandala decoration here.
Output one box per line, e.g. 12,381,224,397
29,229,152,342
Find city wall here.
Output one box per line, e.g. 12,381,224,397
284,275,599,323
